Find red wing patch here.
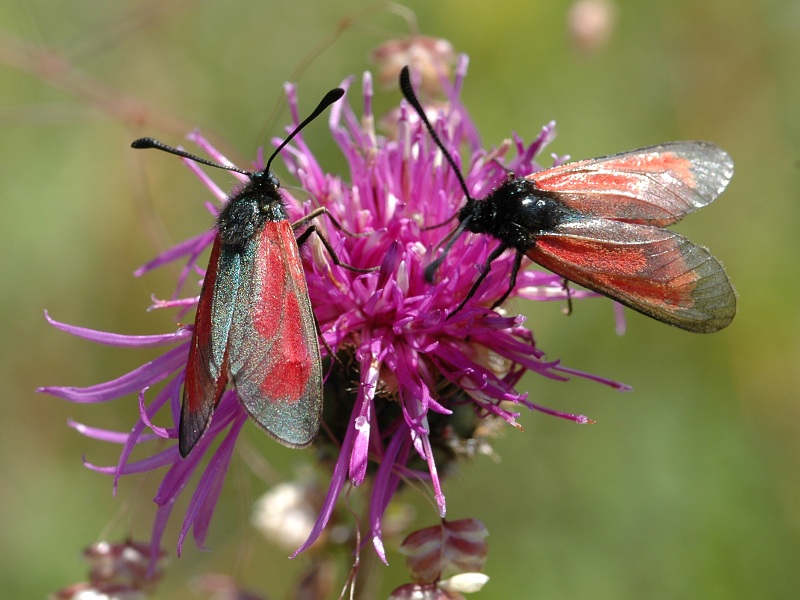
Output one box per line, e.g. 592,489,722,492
530,142,733,226
226,221,322,448
528,218,736,333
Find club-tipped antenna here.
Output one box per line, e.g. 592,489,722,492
399,66,473,204
131,87,345,176
400,66,477,282
131,137,251,176
265,87,344,172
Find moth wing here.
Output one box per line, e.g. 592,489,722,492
180,238,237,457
227,221,322,448
528,218,736,332
530,142,733,226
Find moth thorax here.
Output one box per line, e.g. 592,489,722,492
217,195,265,248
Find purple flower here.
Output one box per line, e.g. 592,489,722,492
40,55,629,567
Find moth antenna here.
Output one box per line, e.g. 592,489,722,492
399,66,472,202
265,88,345,172
132,87,345,177
399,65,473,280
131,138,251,176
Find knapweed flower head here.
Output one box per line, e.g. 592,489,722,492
40,54,628,571
50,539,166,600
370,35,456,93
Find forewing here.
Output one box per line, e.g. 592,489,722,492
528,218,736,332
227,221,322,448
530,142,733,226
180,238,237,457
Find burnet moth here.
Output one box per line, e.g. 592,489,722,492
132,87,345,457
399,66,736,333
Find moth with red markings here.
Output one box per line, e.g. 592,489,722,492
132,88,345,457
399,66,736,332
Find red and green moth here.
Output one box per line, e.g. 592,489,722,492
400,66,736,332
132,88,345,457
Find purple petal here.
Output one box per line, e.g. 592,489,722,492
179,418,244,549
134,229,215,278
39,344,187,403
369,428,408,564
349,353,379,486
44,311,189,348
292,403,359,557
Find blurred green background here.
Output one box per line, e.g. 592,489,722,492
2,0,798,598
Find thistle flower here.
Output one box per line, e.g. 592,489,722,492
40,55,629,574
